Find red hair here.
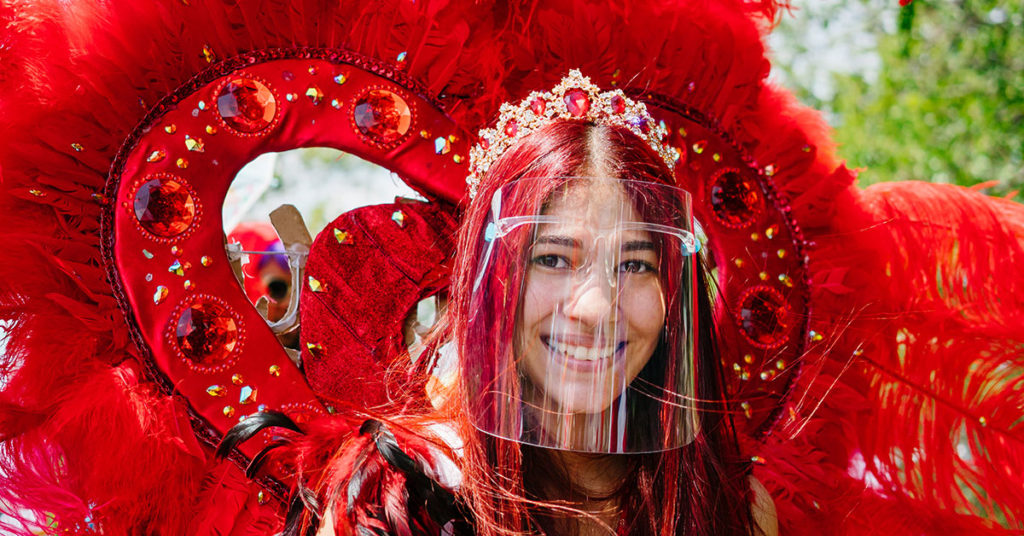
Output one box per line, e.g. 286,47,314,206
444,121,754,535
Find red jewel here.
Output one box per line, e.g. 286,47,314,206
175,300,239,366
530,97,546,116
564,88,590,117
133,177,196,238
610,95,626,114
709,170,762,228
481,138,490,149
216,78,277,133
737,287,790,348
504,120,518,137
353,89,412,145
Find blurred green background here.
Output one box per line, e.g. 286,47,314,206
770,0,1023,197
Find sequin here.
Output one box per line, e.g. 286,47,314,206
353,90,412,145
738,287,790,348
709,170,762,228
133,177,195,237
217,78,277,133
175,300,239,366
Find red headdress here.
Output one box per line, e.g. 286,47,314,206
0,0,1021,534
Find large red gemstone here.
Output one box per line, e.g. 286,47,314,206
353,89,412,145
175,299,239,366
709,170,762,228
530,97,546,116
217,78,277,133
737,287,790,348
133,177,196,237
610,95,626,114
564,88,590,117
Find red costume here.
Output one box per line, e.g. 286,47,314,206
0,0,1021,534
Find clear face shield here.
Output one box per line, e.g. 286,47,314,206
465,178,701,453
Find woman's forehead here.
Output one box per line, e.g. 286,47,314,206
541,180,642,227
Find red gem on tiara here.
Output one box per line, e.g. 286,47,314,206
564,88,590,117
530,98,546,116
504,120,518,137
610,95,626,114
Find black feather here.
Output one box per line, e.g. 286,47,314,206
216,410,302,459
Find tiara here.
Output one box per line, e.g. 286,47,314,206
466,69,676,198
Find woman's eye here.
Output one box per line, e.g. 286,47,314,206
532,254,569,269
619,260,657,274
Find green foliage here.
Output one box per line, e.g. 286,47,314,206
777,1,1024,195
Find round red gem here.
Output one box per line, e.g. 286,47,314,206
353,89,412,145
175,299,239,366
564,88,590,117
530,97,546,116
133,177,196,237
709,170,762,228
610,95,626,114
216,78,277,133
737,287,790,348
504,120,518,137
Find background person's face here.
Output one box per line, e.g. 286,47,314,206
517,182,666,414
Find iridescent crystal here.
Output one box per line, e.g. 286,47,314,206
333,228,352,244
133,177,195,237
391,210,406,228
143,249,154,259
176,158,189,169
165,124,177,134
217,78,277,133
305,86,324,105
223,406,236,418
175,300,239,366
334,73,348,85
153,286,169,305
201,44,215,63
308,276,323,292
232,373,244,385
353,90,412,145
434,137,451,155
268,364,281,376
207,385,227,397
239,386,257,405
147,150,166,163
205,125,217,135
168,260,185,276
201,256,212,266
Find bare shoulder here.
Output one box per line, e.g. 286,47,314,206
749,475,779,536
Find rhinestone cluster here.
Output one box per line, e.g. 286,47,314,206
466,69,675,198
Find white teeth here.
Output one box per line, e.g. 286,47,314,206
549,340,617,361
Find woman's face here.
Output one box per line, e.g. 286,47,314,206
516,181,667,414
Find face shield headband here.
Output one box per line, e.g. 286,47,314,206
464,177,702,453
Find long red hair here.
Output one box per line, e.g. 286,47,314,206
444,121,754,535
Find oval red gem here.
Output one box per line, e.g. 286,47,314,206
216,78,277,133
530,97,546,116
353,89,412,145
709,170,762,228
175,299,239,367
610,95,626,114
564,88,590,117
737,287,790,348
504,120,518,137
133,176,196,237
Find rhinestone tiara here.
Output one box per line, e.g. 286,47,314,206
467,69,676,198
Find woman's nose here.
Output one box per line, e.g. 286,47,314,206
564,271,616,325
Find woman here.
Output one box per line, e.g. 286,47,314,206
300,72,777,536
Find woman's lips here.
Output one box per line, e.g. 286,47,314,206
541,335,627,369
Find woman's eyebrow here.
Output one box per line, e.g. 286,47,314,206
622,240,656,252
534,235,580,248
